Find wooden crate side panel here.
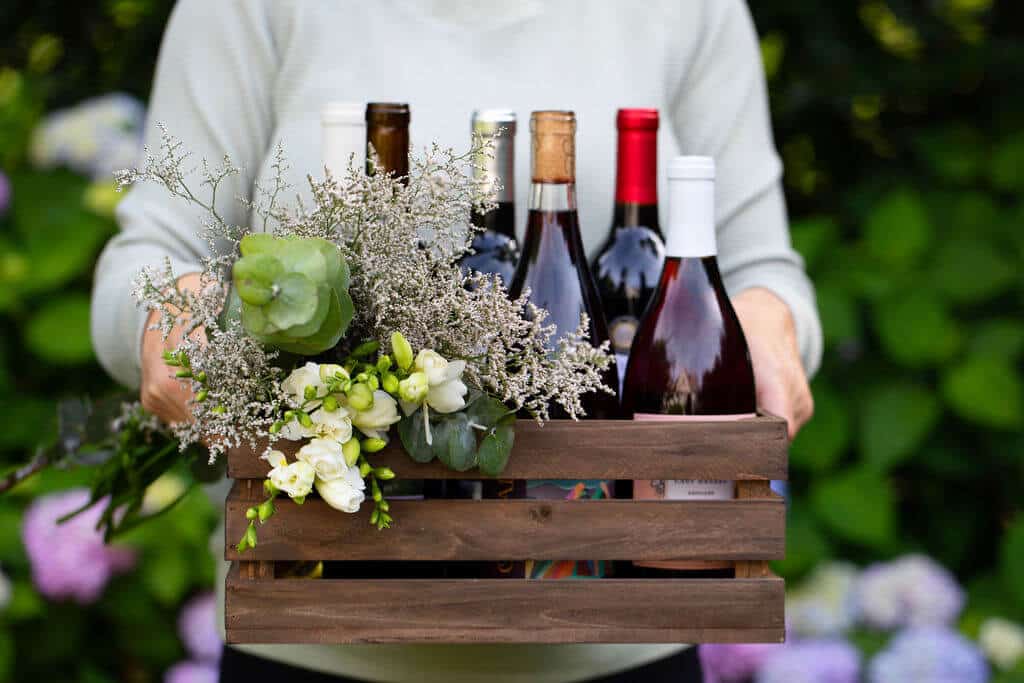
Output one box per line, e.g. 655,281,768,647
225,485,785,562
227,417,788,480
225,567,785,644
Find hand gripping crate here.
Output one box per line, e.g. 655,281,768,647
224,416,788,644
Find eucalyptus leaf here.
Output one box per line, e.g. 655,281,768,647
397,412,434,463
264,272,319,330
466,394,513,428
432,413,477,472
478,423,515,476
232,253,283,306
239,232,278,256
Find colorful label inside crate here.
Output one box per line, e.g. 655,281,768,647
526,479,611,579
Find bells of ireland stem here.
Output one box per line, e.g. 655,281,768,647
227,234,354,355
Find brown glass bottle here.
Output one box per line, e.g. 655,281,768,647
366,102,410,182
506,111,619,580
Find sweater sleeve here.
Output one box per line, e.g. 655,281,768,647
666,0,822,377
90,0,277,388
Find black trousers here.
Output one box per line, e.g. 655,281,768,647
219,645,703,682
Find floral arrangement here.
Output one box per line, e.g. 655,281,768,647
699,554,1024,683
117,128,613,549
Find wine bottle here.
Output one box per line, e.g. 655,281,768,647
460,109,519,288
366,102,410,182
622,156,757,575
508,110,619,580
591,108,666,385
321,102,366,179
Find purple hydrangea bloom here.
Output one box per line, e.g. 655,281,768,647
756,640,860,683
164,660,218,683
868,627,989,683
699,643,783,682
21,489,135,604
178,592,222,663
856,554,964,629
0,170,10,216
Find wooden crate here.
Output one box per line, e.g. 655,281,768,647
224,416,788,644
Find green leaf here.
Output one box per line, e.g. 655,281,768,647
991,132,1024,194
141,544,192,606
311,237,350,292
24,294,94,364
266,289,348,355
232,253,283,305
264,272,318,331
397,412,434,463
5,580,45,621
816,282,860,346
873,290,961,367
790,215,840,271
432,413,477,472
810,466,895,548
478,423,515,476
466,394,513,428
790,385,850,472
864,188,931,270
277,238,328,284
860,382,941,470
931,239,1016,305
914,125,986,184
1001,516,1024,609
942,357,1024,429
970,318,1024,361
771,502,831,580
279,283,330,338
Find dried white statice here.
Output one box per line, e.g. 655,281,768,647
120,127,612,459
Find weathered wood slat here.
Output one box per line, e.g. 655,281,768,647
225,483,785,562
227,416,789,480
225,564,785,644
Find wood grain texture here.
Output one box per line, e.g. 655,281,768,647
225,563,785,644
225,482,785,562
735,480,774,579
227,416,789,480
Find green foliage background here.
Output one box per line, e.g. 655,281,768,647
0,0,1021,681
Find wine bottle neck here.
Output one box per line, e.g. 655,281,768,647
612,202,661,234
321,102,365,179
615,126,658,205
472,201,516,239
529,181,577,212
474,128,515,204
665,175,715,258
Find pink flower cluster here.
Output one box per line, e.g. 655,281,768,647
21,489,135,604
166,592,222,683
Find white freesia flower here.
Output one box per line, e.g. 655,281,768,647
310,407,353,442
399,350,468,415
315,465,366,513
979,617,1024,670
351,390,401,439
281,362,325,406
264,450,316,499
295,438,348,482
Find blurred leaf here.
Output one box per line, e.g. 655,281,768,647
0,628,11,683
864,189,931,270
931,239,1016,305
816,281,860,345
860,382,940,470
0,396,54,449
0,504,26,564
942,357,1024,429
873,289,961,367
991,132,1024,194
141,545,192,607
1001,516,1024,609
5,580,45,621
790,216,840,270
810,466,895,547
772,502,831,579
914,125,986,184
24,294,94,364
969,318,1024,361
791,385,850,472
949,191,1001,236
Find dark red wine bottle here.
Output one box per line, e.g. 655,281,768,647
591,109,666,386
460,109,519,288
508,110,619,580
623,156,756,575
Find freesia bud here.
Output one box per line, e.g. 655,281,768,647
367,375,380,391
376,355,392,372
355,372,369,383
370,508,380,526
263,480,278,495
382,373,399,394
195,389,209,403
212,405,227,414
391,332,414,371
284,410,296,421
398,372,428,404
347,383,374,411
352,340,380,358
304,385,317,401
299,411,314,428
362,437,387,453
342,438,361,467
195,371,207,383
178,352,190,367
175,369,192,378
246,506,258,520
269,420,283,434
293,495,306,505
374,467,395,480
359,462,372,477
322,395,339,412
258,499,275,522
245,522,258,548
379,500,389,512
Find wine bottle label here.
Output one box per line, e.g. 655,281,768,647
633,411,755,571
525,479,611,579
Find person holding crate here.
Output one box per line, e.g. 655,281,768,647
91,1,820,681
